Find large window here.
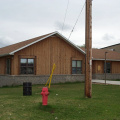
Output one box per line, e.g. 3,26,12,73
104,62,111,73
20,58,34,74
72,60,82,74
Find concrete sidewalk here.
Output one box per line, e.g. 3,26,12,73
92,79,120,85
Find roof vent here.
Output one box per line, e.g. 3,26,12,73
110,49,115,51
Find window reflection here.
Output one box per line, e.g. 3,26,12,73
28,59,34,66
20,58,34,74
21,59,27,66
72,60,82,74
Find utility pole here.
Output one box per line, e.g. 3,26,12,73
105,52,108,85
85,0,92,98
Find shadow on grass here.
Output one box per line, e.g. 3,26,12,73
39,102,55,114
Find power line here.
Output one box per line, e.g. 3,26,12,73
68,1,86,39
61,0,70,33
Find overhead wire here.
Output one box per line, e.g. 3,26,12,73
61,0,70,33
68,1,86,39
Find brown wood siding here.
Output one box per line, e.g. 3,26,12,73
0,56,14,75
0,57,5,75
13,36,85,75
93,60,120,74
111,61,120,73
92,60,104,74
92,60,97,73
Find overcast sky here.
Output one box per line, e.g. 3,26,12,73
0,0,120,48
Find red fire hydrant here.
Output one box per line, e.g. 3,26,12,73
41,87,49,105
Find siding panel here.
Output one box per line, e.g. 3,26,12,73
13,36,85,75
112,61,120,73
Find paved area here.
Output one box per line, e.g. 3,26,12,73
92,79,120,85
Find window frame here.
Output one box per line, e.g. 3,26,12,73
72,60,82,74
6,58,11,75
20,58,35,75
104,62,111,73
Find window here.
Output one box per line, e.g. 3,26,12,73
20,58,34,74
6,58,11,74
104,62,111,73
72,60,82,74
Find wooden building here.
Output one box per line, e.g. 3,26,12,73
101,43,120,53
80,47,120,73
80,47,120,80
0,32,120,87
92,49,120,74
0,32,85,76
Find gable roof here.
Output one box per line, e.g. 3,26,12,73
0,31,85,57
80,47,120,61
101,43,120,49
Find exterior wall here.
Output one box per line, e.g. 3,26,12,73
0,75,85,87
111,61,120,73
12,36,85,75
102,44,120,53
0,57,6,74
0,56,14,75
92,60,120,74
0,73,120,87
93,74,120,80
92,60,104,74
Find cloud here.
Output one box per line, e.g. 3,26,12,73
54,21,72,31
102,34,115,41
0,36,14,48
0,0,120,49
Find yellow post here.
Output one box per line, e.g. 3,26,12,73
45,64,56,88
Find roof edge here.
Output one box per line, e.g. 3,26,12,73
92,58,120,61
0,53,12,57
10,32,57,55
9,31,85,55
54,32,85,54
101,43,120,49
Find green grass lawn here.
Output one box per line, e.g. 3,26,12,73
110,79,120,81
0,82,120,120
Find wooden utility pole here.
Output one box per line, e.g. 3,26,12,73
85,0,92,98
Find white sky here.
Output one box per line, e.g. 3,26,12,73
0,0,120,48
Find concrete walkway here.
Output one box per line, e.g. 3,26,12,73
92,79,120,85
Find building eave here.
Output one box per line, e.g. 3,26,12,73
9,32,57,55
101,43,120,49
92,58,120,62
0,53,13,57
55,31,86,55
9,31,85,55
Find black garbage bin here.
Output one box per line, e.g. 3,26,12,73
23,82,32,96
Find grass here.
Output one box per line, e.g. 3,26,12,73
110,79,120,81
0,82,120,120
102,79,120,81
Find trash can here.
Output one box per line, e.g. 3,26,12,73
23,82,32,96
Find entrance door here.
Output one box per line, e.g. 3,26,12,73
6,58,11,74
